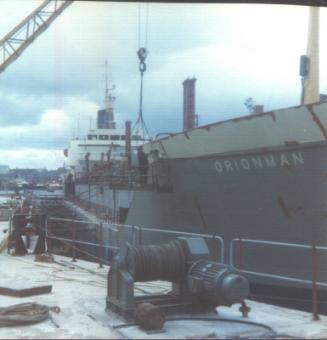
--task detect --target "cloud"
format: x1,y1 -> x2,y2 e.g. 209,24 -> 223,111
0,96 -> 99,150
0,2 -> 326,169
0,148 -> 64,169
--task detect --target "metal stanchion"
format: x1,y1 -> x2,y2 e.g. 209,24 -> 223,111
98,222 -> 104,268
311,245 -> 320,320
237,239 -> 243,270
71,220 -> 76,262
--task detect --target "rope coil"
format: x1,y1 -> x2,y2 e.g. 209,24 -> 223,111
0,303 -> 60,327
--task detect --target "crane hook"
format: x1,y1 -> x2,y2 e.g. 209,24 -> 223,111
137,47 -> 148,73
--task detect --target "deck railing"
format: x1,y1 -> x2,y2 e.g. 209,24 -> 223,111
230,238 -> 326,321
42,217 -> 327,321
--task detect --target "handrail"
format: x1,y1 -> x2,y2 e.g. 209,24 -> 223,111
49,220 -> 225,263
46,235 -> 119,251
229,238 -> 327,268
229,238 -> 327,267
137,226 -> 225,263
44,218 -> 326,320
48,216 -> 100,225
230,238 -> 326,321
236,269 -> 327,289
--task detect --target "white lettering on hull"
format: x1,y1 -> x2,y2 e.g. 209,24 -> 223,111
214,152 -> 304,174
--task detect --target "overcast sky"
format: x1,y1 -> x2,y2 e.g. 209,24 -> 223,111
0,1 -> 326,169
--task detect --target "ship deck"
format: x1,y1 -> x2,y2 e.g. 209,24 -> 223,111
1,220 -> 327,339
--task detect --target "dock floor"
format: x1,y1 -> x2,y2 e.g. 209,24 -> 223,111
0,251 -> 327,339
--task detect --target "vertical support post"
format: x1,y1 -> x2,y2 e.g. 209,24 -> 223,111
132,226 -> 137,246
113,188 -> 117,224
7,217 -> 12,254
71,220 -> 76,262
125,120 -> 132,167
98,222 -> 104,268
44,215 -> 48,254
115,228 -> 120,250
311,245 -> 320,320
212,235 -> 223,262
48,219 -> 52,255
235,240 -> 250,318
237,239 -> 243,270
213,236 -> 223,264
139,226 -> 143,246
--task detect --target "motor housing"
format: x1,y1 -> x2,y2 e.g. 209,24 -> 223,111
187,259 -> 249,307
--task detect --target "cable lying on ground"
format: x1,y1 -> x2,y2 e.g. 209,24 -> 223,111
0,303 -> 60,327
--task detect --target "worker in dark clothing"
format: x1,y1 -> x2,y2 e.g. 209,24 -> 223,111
137,146 -> 148,185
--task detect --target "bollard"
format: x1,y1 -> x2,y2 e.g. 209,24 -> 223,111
239,300 -> 251,318
311,245 -> 320,320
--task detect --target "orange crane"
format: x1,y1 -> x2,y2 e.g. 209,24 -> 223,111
0,0 -> 73,73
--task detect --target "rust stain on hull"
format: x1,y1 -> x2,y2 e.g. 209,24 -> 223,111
183,131 -> 190,139
277,196 -> 304,217
277,196 -> 292,217
306,103 -> 327,141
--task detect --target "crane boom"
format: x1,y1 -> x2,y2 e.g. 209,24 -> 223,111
0,0 -> 73,73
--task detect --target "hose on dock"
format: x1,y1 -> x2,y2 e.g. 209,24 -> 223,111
113,315 -> 297,338
0,303 -> 60,327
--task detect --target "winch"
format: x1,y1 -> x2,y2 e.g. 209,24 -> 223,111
106,237 -> 249,326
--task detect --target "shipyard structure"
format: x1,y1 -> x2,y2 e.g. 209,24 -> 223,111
62,58 -> 327,311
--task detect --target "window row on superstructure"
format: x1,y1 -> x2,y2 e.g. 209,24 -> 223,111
87,134 -> 144,141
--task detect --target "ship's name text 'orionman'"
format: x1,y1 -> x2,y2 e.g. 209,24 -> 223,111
214,152 -> 304,173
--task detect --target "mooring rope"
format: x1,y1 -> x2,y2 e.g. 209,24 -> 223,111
0,303 -> 60,327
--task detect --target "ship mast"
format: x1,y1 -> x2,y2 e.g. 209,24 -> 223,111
302,6 -> 320,104
104,59 -> 116,129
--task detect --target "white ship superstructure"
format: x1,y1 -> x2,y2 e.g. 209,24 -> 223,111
65,61 -> 146,178
66,128 -> 144,176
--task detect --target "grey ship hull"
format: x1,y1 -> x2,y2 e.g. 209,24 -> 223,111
126,145 -> 327,312
72,102 -> 327,311
128,141 -> 327,245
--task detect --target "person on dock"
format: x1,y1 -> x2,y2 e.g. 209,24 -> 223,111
137,146 -> 148,185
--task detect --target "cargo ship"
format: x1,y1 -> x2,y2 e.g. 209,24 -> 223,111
63,7 -> 327,312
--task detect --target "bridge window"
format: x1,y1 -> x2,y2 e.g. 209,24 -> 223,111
132,135 -> 142,141
110,135 -> 120,141
99,135 -> 109,140
87,134 -> 97,140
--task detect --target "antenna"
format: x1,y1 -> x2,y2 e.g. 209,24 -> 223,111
77,112 -> 80,139
105,59 -> 110,112
103,59 -> 116,129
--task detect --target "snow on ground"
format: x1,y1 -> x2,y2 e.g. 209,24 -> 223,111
1,252 -> 327,339
0,254 -> 119,339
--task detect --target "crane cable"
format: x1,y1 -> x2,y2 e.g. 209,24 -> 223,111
137,2 -> 149,50
134,2 -> 150,141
